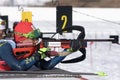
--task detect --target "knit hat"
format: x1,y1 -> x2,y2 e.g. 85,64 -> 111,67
0,18 -> 6,30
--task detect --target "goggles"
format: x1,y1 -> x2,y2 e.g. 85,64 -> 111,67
23,29 -> 42,39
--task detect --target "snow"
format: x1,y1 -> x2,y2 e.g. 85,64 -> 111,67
0,0 -> 52,6
0,7 -> 120,80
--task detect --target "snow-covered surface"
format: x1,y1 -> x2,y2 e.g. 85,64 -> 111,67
0,0 -> 52,6
1,7 -> 120,32
0,7 -> 120,80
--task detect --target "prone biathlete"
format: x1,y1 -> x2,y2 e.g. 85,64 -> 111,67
0,19 -> 81,71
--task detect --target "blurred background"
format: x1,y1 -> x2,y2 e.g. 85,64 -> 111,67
0,0 -> 120,7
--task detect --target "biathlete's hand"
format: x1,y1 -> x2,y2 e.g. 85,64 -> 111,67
38,47 -> 51,59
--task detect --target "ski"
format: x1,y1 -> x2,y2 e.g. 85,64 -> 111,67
0,70 -> 87,79
0,72 -> 82,78
0,70 -> 106,78
0,68 -> 106,80
0,70 -> 98,76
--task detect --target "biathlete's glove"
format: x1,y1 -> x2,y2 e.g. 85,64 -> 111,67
38,47 -> 51,59
70,39 -> 82,52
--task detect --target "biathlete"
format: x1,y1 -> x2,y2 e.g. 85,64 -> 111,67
0,18 -> 81,71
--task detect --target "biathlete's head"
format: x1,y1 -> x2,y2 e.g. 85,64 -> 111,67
14,21 -> 42,45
